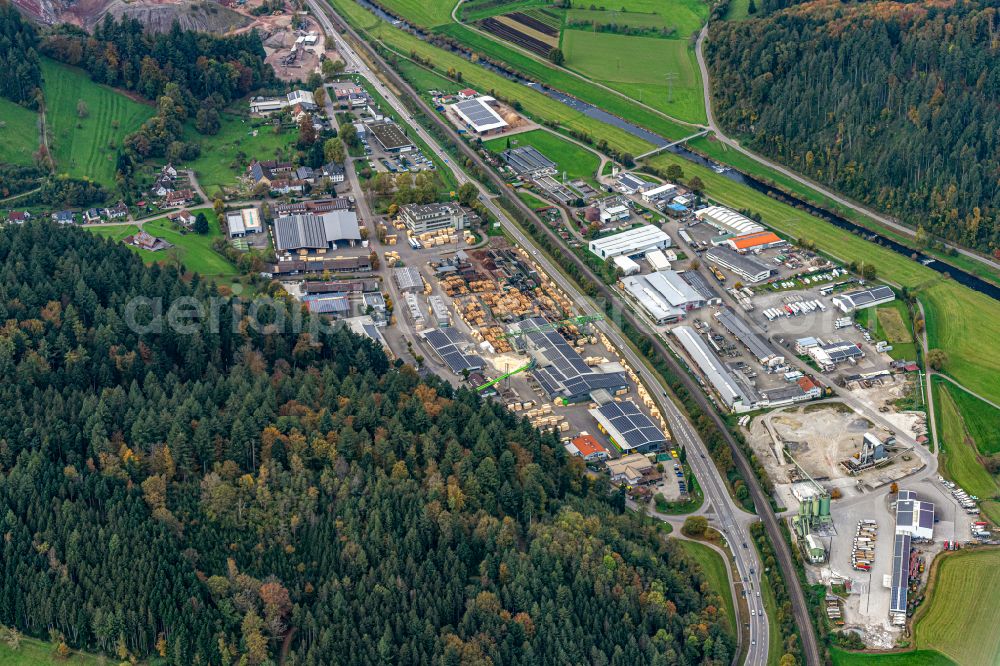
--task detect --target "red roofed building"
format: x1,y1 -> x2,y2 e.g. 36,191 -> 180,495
727,231 -> 786,253
797,376 -> 822,399
565,434 -> 609,462
457,88 -> 479,100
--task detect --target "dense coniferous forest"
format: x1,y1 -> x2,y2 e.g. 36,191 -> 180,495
41,17 -> 275,110
0,0 -> 42,106
707,0 -> 1000,254
0,223 -> 734,665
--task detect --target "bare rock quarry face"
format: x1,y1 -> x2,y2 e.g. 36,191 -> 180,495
12,0 -> 251,34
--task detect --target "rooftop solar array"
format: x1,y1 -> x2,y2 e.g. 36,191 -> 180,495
841,285 -> 895,309
715,308 -> 782,364
594,401 -> 667,452
513,317 -> 627,400
393,266 -> 423,291
423,328 -> 484,374
890,532 -> 911,614
820,341 -> 864,363
501,146 -> 556,176
307,296 -> 350,314
453,98 -> 507,132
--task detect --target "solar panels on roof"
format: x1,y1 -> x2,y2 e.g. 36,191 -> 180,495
453,98 -> 508,132
423,328 -> 483,374
890,532 -> 911,614
501,146 -> 556,176
592,401 -> 667,452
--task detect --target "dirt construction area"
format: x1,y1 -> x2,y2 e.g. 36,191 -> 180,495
747,402 -> 926,506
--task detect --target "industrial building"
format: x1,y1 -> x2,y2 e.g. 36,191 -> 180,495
249,89 -> 316,114
705,246 -> 773,283
272,211 -> 361,252
833,285 -> 895,313
890,490 -> 935,624
451,97 -> 508,134
564,434 -> 609,462
427,295 -> 451,327
393,266 -> 424,292
590,400 -> 668,454
621,270 -> 704,324
695,205 -> 765,236
422,328 -> 484,375
679,270 -> 722,305
305,295 -> 351,317
617,173 -> 652,195
808,340 -> 864,371
225,207 -> 262,238
367,121 -> 415,153
645,249 -> 671,271
399,202 -> 468,234
612,255 -> 641,276
641,183 -> 677,204
715,307 -> 785,367
600,204 -> 631,224
671,325 -> 759,412
727,231 -> 786,253
510,317 -> 628,403
501,146 -> 556,178
588,225 -> 672,259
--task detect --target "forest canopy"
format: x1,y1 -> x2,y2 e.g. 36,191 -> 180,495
0,0 -> 42,107
0,223 -> 734,665
707,0 -> 1000,254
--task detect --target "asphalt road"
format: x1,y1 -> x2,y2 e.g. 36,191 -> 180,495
309,3 -> 817,662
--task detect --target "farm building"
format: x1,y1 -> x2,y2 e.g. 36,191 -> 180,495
510,317 -> 628,403
833,285 -> 895,313
695,205 -> 764,236
704,246 -> 773,283
727,231 -> 786,253
226,208 -> 263,238
588,225 -> 672,259
399,202 -> 468,234
501,146 -> 556,177
367,121 -> 415,153
671,325 -> 759,413
621,270 -> 704,325
589,401 -> 668,454
273,211 -> 361,252
451,97 -> 508,135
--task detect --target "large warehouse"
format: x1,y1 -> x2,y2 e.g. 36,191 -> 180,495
589,225 -> 672,259
501,146 -> 556,178
705,246 -> 773,283
589,400 -> 669,454
727,231 -> 786,253
367,121 -> 415,153
422,328 -> 484,375
833,285 -> 895,313
695,205 -> 764,236
671,325 -> 759,412
451,97 -> 508,134
511,317 -> 628,403
621,270 -> 705,324
715,307 -> 785,367
890,490 -> 935,625
273,211 -> 361,252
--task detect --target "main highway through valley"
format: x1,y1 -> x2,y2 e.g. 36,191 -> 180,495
307,2 -> 820,662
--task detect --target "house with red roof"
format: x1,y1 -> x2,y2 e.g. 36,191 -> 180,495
564,434 -> 609,462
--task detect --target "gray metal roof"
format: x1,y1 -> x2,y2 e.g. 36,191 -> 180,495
273,211 -> 360,251
454,98 -> 507,130
715,308 -> 782,364
501,146 -> 555,175
839,285 -> 895,309
705,246 -> 773,280
890,532 -> 911,614
393,266 -> 423,291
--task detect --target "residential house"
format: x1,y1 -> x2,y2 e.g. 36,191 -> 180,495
7,211 -> 30,224
247,160 -> 295,188
167,210 -> 196,227
269,179 -> 305,195
124,230 -> 171,251
321,162 -> 345,183
606,454 -> 655,486
84,209 -> 102,224
164,190 -> 194,207
52,210 -> 75,224
106,202 -> 128,219
295,166 -> 316,183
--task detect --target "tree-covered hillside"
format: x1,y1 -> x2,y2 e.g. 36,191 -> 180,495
707,0 -> 1000,254
0,0 -> 42,107
0,223 -> 734,665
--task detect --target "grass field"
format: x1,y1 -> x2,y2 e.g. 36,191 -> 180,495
567,8 -> 672,29
933,377 -> 1000,524
915,549 -> 1000,666
829,648 -> 954,666
186,114 -> 297,196
42,58 -> 154,188
380,0 -> 457,27
0,98 -> 40,167
645,151 -> 1000,408
0,636 -> 106,665
862,299 -> 916,361
85,223 -> 139,243
941,382 -> 1000,455
568,0 -> 707,34
484,129 -> 599,182
561,30 -> 705,124
677,540 -> 736,635
759,564 -> 783,666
